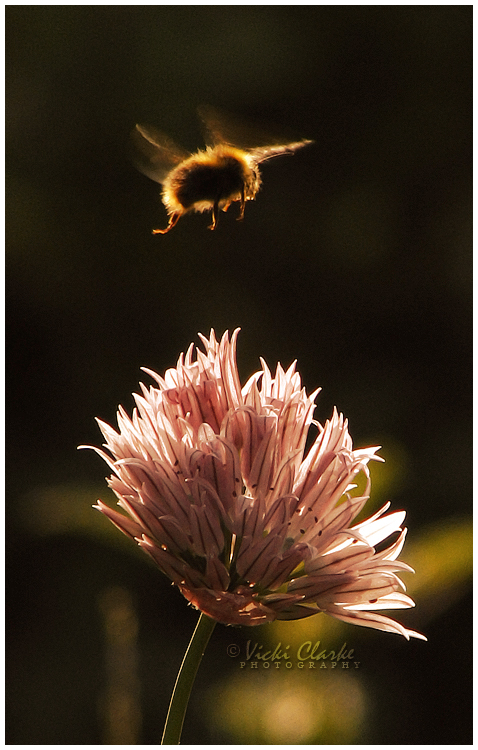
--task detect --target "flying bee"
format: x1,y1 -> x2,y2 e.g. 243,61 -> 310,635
131,106 -> 313,233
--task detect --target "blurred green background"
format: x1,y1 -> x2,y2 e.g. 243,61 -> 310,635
6,6 -> 471,745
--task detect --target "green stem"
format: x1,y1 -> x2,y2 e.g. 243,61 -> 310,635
161,613 -> 217,744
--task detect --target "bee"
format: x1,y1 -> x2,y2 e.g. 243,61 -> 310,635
131,106 -> 313,234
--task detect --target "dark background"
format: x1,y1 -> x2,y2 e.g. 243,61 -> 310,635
7,6 -> 472,745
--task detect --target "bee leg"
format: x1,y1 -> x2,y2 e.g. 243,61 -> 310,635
152,212 -> 180,234
208,200 -> 220,230
237,184 -> 246,221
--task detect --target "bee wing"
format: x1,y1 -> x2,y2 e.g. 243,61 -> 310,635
197,104 -> 284,149
248,140 -> 314,164
198,105 -> 314,158
198,104 -> 239,147
131,124 -> 190,184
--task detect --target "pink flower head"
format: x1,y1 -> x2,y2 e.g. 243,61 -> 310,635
84,330 -> 425,639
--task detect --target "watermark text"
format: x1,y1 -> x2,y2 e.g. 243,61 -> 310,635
226,640 -> 360,669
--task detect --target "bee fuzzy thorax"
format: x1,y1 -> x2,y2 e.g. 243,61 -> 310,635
162,146 -> 260,214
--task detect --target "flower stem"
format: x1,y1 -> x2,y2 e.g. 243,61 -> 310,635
161,613 -> 217,744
